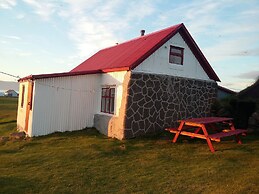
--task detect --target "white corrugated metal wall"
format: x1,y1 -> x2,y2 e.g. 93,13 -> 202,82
30,74 -> 100,136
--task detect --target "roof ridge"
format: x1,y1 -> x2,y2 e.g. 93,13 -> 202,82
100,23 -> 183,51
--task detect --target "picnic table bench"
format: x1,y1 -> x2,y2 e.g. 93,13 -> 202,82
165,117 -> 247,153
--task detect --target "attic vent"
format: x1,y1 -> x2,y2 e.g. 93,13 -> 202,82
140,30 -> 145,36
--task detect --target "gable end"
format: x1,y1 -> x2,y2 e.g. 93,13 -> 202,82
178,26 -> 220,81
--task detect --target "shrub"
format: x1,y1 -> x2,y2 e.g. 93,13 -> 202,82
211,96 -> 256,128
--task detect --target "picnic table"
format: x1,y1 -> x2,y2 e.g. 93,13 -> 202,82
165,117 -> 247,152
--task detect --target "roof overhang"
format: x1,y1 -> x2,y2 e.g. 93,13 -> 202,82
18,67 -> 130,82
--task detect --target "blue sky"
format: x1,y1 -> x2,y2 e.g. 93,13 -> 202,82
0,0 -> 258,91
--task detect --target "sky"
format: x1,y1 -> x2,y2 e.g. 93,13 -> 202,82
0,0 -> 258,91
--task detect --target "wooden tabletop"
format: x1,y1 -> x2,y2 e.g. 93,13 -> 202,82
179,117 -> 233,124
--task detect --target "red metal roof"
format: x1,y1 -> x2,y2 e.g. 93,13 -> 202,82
71,24 -> 182,72
71,23 -> 220,81
20,23 -> 220,81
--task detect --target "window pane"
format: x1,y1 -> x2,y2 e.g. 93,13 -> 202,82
102,88 -> 106,96
106,88 -> 110,96
110,88 -> 115,97
110,98 -> 114,114
101,97 -> 105,112
171,56 -> 182,64
106,98 -> 110,113
171,47 -> 182,54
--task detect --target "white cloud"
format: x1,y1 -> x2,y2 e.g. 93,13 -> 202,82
153,1 -> 258,39
23,0 -> 57,20
0,0 -> 16,9
16,13 -> 25,19
58,0 -> 155,58
184,1 -> 222,32
203,37 -> 256,62
154,0 -> 223,33
92,0 -> 122,18
53,0 -> 259,67
68,17 -> 117,57
124,0 -> 155,22
0,40 -> 7,44
59,0 -> 101,17
222,81 -> 253,92
1,35 -> 21,40
238,71 -> 259,80
19,0 -> 153,60
18,52 -> 32,57
157,0 -> 259,64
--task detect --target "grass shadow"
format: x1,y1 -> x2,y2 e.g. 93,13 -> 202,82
0,149 -> 20,154
35,128 -> 104,140
0,176 -> 39,194
0,120 -> 16,125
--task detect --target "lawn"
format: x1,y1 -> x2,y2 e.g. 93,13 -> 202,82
0,97 -> 259,193
0,97 -> 18,136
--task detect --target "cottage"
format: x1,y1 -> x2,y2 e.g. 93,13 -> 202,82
4,89 -> 18,97
17,23 -> 220,139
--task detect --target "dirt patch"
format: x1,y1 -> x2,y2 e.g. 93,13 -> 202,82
10,132 -> 26,140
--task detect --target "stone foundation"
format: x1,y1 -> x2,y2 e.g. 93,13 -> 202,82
94,114 -> 125,139
93,114 -> 112,136
123,72 -> 217,138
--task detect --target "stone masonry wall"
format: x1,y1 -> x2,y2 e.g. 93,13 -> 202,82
123,72 -> 217,138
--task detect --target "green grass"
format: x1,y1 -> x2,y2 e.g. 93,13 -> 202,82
0,97 -> 259,193
0,97 -> 18,136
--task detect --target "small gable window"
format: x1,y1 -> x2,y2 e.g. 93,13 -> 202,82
101,87 -> 115,114
169,45 -> 184,65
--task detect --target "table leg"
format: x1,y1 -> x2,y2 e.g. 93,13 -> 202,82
201,125 -> 215,153
229,121 -> 242,144
229,121 -> 235,131
191,128 -> 201,139
173,121 -> 185,143
235,135 -> 242,144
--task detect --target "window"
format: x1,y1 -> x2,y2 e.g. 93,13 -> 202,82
101,87 -> 115,114
21,85 -> 25,108
169,45 -> 184,65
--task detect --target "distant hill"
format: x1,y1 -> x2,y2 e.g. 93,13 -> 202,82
237,78 -> 259,100
0,81 -> 19,92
